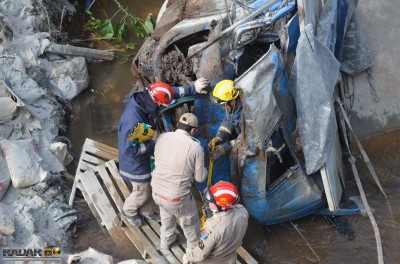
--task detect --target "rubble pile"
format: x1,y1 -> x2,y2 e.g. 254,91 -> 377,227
0,0 -> 82,250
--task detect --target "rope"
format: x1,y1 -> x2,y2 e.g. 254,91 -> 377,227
366,68 -> 380,102
201,139 -> 216,229
207,139 -> 215,185
336,98 -> 387,199
290,221 -> 320,261
337,97 -> 384,264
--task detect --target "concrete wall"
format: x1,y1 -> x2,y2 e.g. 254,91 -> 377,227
350,1 -> 400,138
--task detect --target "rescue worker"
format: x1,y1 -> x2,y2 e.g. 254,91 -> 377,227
119,78 -> 209,227
183,181 -> 249,264
208,80 -> 242,161
151,113 -> 207,250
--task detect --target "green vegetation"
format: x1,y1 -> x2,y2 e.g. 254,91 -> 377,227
85,0 -> 156,63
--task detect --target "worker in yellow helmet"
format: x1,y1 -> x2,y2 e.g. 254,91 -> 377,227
208,80 -> 242,161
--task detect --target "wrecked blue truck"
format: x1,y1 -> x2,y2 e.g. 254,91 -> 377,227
130,0 -> 373,225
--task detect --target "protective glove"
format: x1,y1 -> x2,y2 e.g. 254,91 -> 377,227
127,123 -> 155,147
194,77 -> 210,94
207,137 -> 222,152
182,253 -> 189,264
209,144 -> 226,161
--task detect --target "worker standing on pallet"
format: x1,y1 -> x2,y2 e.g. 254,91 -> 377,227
119,78 -> 209,227
151,113 -> 207,251
183,181 -> 249,264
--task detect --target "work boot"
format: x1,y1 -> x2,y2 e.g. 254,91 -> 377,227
160,234 -> 178,250
160,234 -> 177,250
159,242 -> 170,250
146,212 -> 161,222
123,212 -> 143,227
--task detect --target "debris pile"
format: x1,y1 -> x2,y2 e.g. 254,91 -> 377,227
0,0 -> 81,250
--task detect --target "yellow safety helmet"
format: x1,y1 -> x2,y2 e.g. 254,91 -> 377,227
212,80 -> 240,103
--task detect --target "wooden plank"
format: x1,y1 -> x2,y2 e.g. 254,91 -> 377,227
79,170 -> 125,244
106,160 -> 131,198
69,138 -> 117,206
68,177 -> 79,206
73,139 -> 257,264
79,171 -> 115,229
75,180 -> 103,227
84,138 -> 118,154
82,145 -> 117,161
96,164 -> 124,212
237,246 -> 258,264
84,139 -> 119,155
122,226 -> 147,260
122,217 -> 169,264
81,152 -> 108,165
147,219 -> 186,261
77,161 -> 96,173
141,223 -> 180,264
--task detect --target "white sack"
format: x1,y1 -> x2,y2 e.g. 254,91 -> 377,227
0,139 -> 48,188
48,57 -> 89,100
0,97 -> 18,123
49,142 -> 73,166
0,202 -> 15,236
67,247 -> 113,264
0,153 -> 11,200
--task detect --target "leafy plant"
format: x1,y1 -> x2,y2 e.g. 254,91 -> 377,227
86,11 -> 127,41
85,1 -> 155,41
85,1 -> 155,64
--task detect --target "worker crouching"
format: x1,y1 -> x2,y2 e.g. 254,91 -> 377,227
183,181 -> 249,264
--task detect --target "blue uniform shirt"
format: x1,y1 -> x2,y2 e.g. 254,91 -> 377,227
118,85 -> 196,182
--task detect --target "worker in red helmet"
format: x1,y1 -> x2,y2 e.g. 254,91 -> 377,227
118,78 -> 209,227
183,181 -> 249,264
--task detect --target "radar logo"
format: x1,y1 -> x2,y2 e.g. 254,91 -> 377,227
2,246 -> 61,262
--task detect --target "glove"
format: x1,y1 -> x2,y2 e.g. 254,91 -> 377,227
127,123 -> 155,146
209,145 -> 226,161
182,253 -> 189,264
194,77 -> 210,94
207,137 -> 222,152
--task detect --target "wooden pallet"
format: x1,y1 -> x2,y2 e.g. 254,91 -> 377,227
68,138 -> 118,206
70,138 -> 258,264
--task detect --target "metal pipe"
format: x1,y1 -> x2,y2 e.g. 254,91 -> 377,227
186,0 -> 280,60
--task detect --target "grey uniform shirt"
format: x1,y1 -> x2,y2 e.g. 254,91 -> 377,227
151,129 -> 207,198
187,204 -> 249,264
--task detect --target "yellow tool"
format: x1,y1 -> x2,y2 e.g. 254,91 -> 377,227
127,123 -> 155,147
201,138 -> 215,228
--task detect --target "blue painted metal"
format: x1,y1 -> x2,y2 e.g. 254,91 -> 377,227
236,45 -> 327,224
233,0 -> 296,49
242,162 -> 326,224
335,0 -> 350,59
137,0 -> 363,225
316,207 -> 360,216
269,0 -> 296,21
286,13 -> 300,54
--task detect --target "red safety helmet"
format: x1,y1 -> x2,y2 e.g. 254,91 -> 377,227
147,82 -> 175,107
203,181 -> 240,210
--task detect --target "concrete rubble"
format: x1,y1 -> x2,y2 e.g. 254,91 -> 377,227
0,0 -> 91,257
